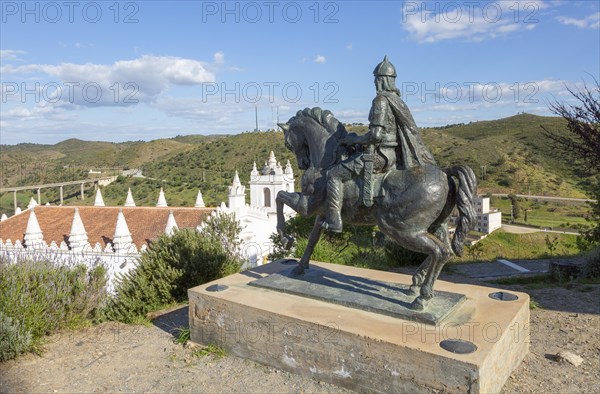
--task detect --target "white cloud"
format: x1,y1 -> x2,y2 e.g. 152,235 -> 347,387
0,49 -> 26,61
398,77 -> 584,127
314,55 -> 326,64
1,55 -> 216,107
401,1 -> 549,43
334,109 -> 368,123
213,51 -> 225,64
346,43 -> 353,50
4,105 -> 54,119
74,42 -> 93,49
557,12 -> 600,29
227,66 -> 245,72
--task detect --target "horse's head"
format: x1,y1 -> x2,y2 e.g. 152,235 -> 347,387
278,107 -> 347,170
279,120 -> 311,170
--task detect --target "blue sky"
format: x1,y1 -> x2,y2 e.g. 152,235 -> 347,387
1,0 -> 599,144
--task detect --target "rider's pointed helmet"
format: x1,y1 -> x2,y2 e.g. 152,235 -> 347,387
373,55 -> 397,78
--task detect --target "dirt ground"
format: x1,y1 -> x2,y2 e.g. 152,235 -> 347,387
1,273 -> 599,393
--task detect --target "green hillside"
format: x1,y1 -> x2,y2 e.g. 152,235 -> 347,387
141,131 -> 297,206
423,114 -> 595,198
0,113 -> 596,215
0,135 -> 216,188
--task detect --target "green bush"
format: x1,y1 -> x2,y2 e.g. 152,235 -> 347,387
294,237 -> 347,264
0,311 -> 32,362
0,258 -> 107,360
346,250 -> 396,271
581,248 -> 600,279
102,212 -> 243,323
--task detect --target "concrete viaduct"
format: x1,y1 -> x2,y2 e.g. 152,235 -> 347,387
0,176 -> 117,212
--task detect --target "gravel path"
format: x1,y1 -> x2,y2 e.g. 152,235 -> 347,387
1,272 -> 599,393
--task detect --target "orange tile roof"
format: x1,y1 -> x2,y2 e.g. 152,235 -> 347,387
0,206 -> 215,249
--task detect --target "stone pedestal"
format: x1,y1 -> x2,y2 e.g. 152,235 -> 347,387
188,261 -> 529,393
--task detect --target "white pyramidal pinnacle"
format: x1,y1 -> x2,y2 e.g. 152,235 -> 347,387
14,207 -> 22,215
251,161 -> 259,178
94,188 -> 105,207
68,208 -> 88,252
195,190 -> 205,207
124,188 -> 136,207
164,210 -> 178,236
285,160 -> 293,175
113,208 -> 133,253
156,188 -> 168,207
27,197 -> 38,209
229,170 -> 245,196
24,208 -> 44,248
268,151 -> 277,166
0,213 -> 7,221
233,170 -> 241,186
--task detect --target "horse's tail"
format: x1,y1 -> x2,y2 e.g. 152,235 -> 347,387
445,165 -> 477,256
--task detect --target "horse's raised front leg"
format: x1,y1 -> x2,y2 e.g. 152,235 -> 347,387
291,214 -> 324,275
276,191 -> 304,249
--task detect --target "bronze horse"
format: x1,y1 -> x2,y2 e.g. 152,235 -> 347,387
276,108 -> 477,310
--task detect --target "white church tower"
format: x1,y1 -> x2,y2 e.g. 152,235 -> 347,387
249,151 -> 294,215
228,171 -> 246,214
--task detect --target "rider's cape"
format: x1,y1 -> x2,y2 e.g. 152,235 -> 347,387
377,91 -> 437,169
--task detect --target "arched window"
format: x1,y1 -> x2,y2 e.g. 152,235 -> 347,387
263,188 -> 271,207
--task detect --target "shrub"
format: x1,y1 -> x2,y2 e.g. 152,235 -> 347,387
0,311 -> 32,362
581,248 -> 600,279
102,212 -> 243,323
294,237 -> 347,265
0,258 -> 107,360
347,250 -> 396,271
268,232 -> 291,261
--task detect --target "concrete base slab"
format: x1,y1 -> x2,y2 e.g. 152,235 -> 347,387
189,260 -> 529,393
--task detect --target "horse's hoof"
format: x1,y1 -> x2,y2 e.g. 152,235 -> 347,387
291,265 -> 307,276
410,297 -> 426,311
407,285 -> 419,296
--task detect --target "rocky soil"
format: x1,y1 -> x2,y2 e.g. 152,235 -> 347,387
1,275 -> 598,393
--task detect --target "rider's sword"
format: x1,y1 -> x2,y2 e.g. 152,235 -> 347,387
362,144 -> 375,207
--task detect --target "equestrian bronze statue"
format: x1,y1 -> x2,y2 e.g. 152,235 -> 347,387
276,57 -> 477,311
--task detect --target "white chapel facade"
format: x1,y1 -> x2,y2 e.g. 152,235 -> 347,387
249,151 -> 295,215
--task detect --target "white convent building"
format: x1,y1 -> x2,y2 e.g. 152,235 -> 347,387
0,152 -> 295,289
473,196 -> 502,234
249,151 -> 295,213
217,151 -> 295,265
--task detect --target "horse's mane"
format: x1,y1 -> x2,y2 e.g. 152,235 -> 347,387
287,107 -> 345,135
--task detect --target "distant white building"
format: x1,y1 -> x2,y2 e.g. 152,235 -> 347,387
473,197 -> 502,234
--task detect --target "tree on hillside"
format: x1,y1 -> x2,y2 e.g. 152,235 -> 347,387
542,79 -> 600,170
508,193 -> 520,220
542,79 -> 600,250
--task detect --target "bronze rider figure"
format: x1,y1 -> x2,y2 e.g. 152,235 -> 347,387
321,56 -> 437,232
